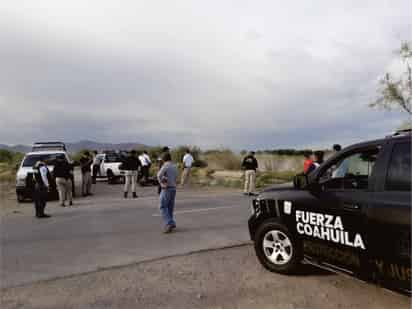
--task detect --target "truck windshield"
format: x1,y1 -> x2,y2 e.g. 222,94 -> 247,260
22,154 -> 64,167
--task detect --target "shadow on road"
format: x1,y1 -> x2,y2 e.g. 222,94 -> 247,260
295,263 -> 333,277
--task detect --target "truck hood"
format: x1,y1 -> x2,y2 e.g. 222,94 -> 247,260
259,182 -> 294,194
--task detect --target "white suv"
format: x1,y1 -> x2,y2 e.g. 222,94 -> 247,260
16,150 -> 73,202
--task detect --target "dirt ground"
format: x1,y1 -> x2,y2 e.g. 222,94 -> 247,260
1,245 -> 409,309
0,182 -> 18,213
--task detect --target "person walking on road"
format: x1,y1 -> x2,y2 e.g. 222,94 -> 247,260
80,151 -> 93,197
157,152 -> 178,233
157,147 -> 170,195
121,150 -> 141,198
139,150 -> 152,185
181,149 -> 194,187
54,154 -> 73,207
242,151 -> 258,196
32,161 -> 51,218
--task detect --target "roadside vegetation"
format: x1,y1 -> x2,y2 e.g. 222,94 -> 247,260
0,146 -> 310,190
0,150 -> 24,182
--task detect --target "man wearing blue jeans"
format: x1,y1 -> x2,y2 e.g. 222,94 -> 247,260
157,152 -> 178,233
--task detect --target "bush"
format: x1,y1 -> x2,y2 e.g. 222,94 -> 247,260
0,150 -> 13,163
261,149 -> 314,156
171,145 -> 201,164
203,149 -> 241,170
71,149 -> 92,162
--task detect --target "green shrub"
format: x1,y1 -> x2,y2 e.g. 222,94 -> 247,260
0,149 -> 13,163
203,149 -> 240,170
71,149 -> 92,162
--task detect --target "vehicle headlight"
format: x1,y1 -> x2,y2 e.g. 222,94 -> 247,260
250,199 -> 258,215
16,177 -> 26,186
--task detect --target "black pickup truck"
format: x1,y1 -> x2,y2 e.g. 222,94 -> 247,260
248,130 -> 411,293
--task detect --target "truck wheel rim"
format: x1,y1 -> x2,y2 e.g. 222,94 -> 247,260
263,230 -> 293,265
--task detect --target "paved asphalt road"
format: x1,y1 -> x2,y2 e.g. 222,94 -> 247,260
0,180 -> 252,288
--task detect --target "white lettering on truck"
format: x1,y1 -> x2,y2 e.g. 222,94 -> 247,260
295,210 -> 366,250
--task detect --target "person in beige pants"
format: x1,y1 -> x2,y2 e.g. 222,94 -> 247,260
124,170 -> 138,197
242,151 -> 258,196
181,149 -> 194,187
244,170 -> 256,195
53,154 -> 73,207
121,150 -> 140,198
56,178 -> 73,206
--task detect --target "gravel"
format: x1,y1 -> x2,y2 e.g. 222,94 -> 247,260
1,245 -> 409,309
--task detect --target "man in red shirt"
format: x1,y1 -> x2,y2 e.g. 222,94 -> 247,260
303,151 -> 313,174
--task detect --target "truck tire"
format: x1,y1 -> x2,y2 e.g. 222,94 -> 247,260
107,170 -> 114,184
17,193 -> 24,203
254,220 -> 302,274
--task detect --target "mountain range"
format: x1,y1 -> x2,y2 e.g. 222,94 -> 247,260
0,140 -> 148,154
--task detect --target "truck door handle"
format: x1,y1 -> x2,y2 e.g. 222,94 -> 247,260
343,203 -> 360,210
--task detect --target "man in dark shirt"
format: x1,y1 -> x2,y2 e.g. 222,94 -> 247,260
120,150 -> 141,198
32,161 -> 51,218
54,155 -> 73,206
242,151 -> 258,196
80,151 -> 93,196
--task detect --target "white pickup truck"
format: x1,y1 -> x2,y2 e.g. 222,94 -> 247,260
94,152 -> 125,184
16,150 -> 74,202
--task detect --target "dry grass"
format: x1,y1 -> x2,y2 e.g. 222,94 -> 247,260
0,163 -> 15,182
202,150 -> 241,170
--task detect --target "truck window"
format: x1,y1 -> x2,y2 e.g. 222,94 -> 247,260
319,147 -> 380,190
385,143 -> 411,191
22,153 -> 62,167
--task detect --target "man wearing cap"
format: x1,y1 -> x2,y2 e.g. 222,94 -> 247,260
242,151 -> 258,196
32,161 -> 51,218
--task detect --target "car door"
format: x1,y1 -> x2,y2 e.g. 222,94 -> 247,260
100,155 -> 107,177
366,140 -> 411,291
304,145 -> 381,275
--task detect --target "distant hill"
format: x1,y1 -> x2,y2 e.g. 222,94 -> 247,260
0,141 -> 148,154
0,144 -> 31,153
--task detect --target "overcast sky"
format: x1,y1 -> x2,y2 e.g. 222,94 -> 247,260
0,1 -> 411,150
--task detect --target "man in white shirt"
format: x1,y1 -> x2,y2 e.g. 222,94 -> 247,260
139,150 -> 152,184
181,149 -> 194,187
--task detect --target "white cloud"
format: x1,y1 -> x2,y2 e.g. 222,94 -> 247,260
0,0 -> 410,148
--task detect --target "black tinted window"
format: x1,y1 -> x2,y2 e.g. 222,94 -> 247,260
105,153 -> 121,163
386,143 -> 411,191
23,154 -> 64,167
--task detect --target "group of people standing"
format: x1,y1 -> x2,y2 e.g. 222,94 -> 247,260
32,154 -> 75,218
303,144 -> 341,175
240,144 -> 343,197
30,147 -> 194,234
